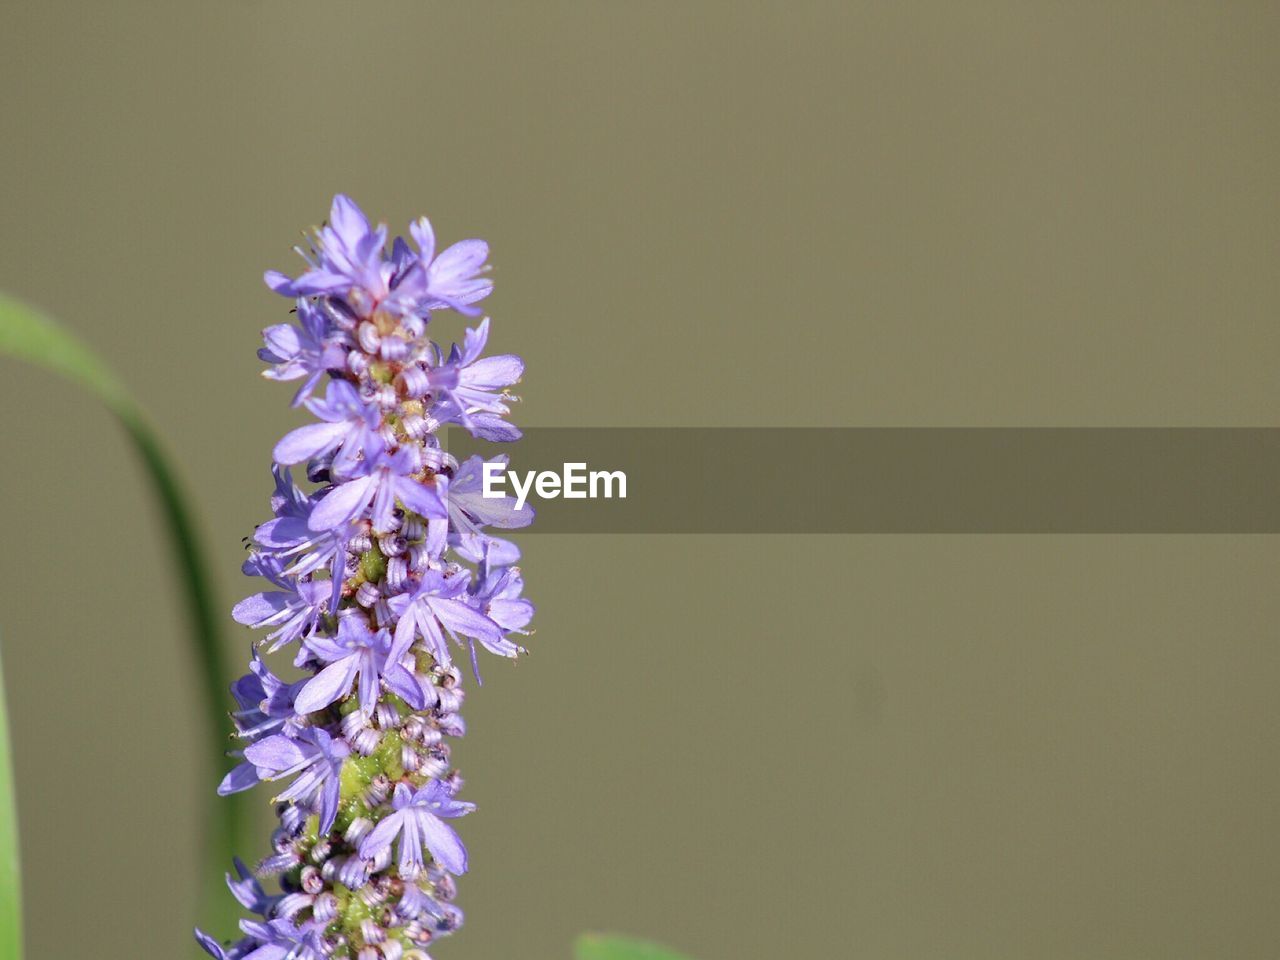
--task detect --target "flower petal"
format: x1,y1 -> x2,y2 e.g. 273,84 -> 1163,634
244,735 -> 308,774
395,475 -> 447,519
217,760 -> 260,796
293,656 -> 359,714
358,811 -> 404,860
308,475 -> 375,531
232,591 -> 290,627
273,421 -> 348,465
417,810 -> 469,875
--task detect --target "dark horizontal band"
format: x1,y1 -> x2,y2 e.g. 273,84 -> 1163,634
443,428 -> 1280,533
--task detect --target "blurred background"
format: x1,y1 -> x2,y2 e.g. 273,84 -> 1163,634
1,2 -> 1279,958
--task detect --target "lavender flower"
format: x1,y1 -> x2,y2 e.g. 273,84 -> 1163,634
358,781 -> 475,878
272,379 -> 385,478
424,318 -> 524,441
231,556 -> 330,652
388,569 -> 516,670
308,447 -> 447,534
258,299 -> 348,406
294,615 -> 422,715
446,454 -> 533,563
198,195 -> 533,960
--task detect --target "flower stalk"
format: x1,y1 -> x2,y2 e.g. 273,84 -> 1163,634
198,195 -> 533,960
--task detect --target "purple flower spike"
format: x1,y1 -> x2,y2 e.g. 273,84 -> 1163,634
208,196 -> 535,956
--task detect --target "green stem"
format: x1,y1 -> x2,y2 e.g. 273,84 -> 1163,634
0,649 -> 20,960
0,293 -> 250,943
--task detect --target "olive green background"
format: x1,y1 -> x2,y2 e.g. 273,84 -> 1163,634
1,2 -> 1278,958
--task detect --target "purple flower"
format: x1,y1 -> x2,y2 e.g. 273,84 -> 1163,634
294,615 -> 424,715
229,650 -> 305,742
243,728 -> 349,834
272,379 -> 385,479
387,569 -> 515,671
264,195 -> 492,324
410,217 -> 494,315
204,196 -> 535,957
358,780 -> 475,877
251,472 -> 353,609
397,881 -> 457,925
258,299 -> 346,406
427,319 -> 524,441
251,485 -> 354,597
445,454 -> 533,562
236,918 -> 329,960
232,559 -> 331,653
194,928 -> 252,960
218,651 -> 306,797
470,563 -> 535,634
307,447 -> 447,534
265,195 -> 389,304
227,857 -> 276,916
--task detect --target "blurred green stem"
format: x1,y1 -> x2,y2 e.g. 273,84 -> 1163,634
0,293 -> 247,941
0,650 -> 20,959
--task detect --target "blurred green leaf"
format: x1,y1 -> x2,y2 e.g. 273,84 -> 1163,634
576,934 -> 697,960
0,652 -> 20,959
0,292 -> 249,943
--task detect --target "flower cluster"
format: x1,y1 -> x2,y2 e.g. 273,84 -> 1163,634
197,195 -> 533,960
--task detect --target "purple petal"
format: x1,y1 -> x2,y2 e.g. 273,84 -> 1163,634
429,239 -> 489,284
465,355 -> 524,390
467,414 -> 522,443
358,811 -> 404,860
261,323 -> 303,358
293,656 -> 359,714
317,774 -> 341,835
488,598 -> 535,632
264,271 -> 297,296
232,592 -> 290,627
195,928 -> 235,960
410,217 -> 436,264
308,475 -> 376,531
244,735 -> 308,773
383,662 -> 426,710
398,812 -> 427,876
417,811 -> 469,875
217,761 -> 261,796
253,516 -> 310,549
329,194 -> 370,241
273,421 -> 348,465
395,476 -> 447,520
356,656 -> 379,714
433,599 -> 505,648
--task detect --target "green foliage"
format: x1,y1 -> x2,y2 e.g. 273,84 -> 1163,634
576,934 -> 696,960
0,292 -> 249,946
